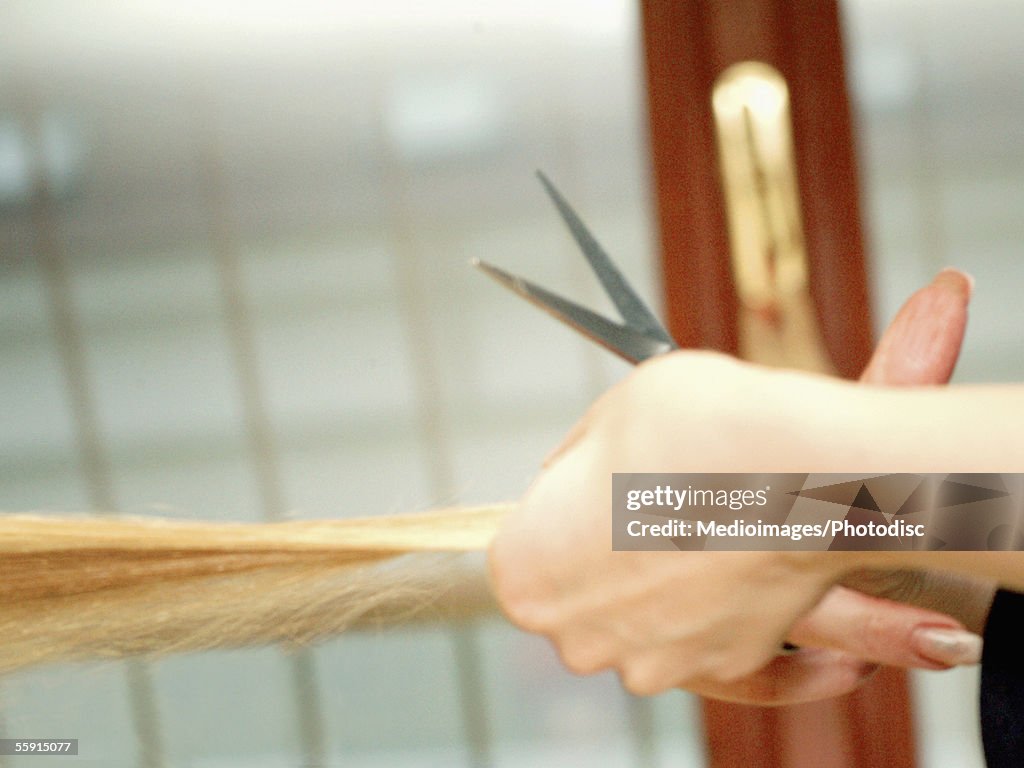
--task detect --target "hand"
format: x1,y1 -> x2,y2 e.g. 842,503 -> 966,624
490,269 -> 986,703
769,268 -> 994,701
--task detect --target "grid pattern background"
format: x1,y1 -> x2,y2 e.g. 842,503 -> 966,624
1,1 -> 1023,766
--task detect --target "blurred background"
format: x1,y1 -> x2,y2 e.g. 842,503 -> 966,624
1,0 -> 1022,766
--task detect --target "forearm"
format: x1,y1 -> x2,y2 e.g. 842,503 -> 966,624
778,374 -> 1024,590
622,356 -> 1024,589
849,380 -> 1024,473
627,354 -> 1024,473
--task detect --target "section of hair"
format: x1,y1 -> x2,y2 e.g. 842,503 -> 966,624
0,506 -> 509,673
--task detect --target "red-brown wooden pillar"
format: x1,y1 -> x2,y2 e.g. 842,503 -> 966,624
638,1 -> 916,766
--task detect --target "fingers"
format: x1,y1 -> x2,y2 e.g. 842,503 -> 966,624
511,271 -> 977,709
786,586 -> 982,670
860,268 -> 972,386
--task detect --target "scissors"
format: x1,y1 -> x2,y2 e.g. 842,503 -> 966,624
474,184 -> 803,653
471,171 -> 679,364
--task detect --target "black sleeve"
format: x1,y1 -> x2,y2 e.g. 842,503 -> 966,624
981,589 -> 1024,768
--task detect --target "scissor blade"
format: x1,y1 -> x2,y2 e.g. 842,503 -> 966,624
536,171 -> 676,347
472,259 -> 675,364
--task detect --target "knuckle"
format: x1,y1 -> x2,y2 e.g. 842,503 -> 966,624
490,579 -> 547,634
557,637 -> 615,676
620,670 -> 656,697
619,659 -> 670,697
502,595 -> 550,634
559,648 -> 598,676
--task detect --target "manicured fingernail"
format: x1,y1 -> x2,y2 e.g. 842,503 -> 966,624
933,268 -> 974,300
913,627 -> 982,666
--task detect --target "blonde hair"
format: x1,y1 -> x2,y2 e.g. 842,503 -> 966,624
0,506 -> 510,673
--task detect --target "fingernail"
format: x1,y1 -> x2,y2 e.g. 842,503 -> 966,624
913,627 -> 982,666
933,268 -> 974,300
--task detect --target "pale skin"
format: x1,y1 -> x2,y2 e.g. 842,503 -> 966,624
489,269 -> 1008,704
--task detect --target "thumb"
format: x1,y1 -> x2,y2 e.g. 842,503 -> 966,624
860,268 -> 971,386
786,586 -> 982,670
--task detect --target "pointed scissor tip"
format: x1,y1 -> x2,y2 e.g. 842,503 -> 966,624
471,258 -> 513,283
470,257 -> 517,284
472,259 -> 536,298
470,257 -> 499,275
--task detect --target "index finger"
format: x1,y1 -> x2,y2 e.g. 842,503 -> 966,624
787,586 -> 981,669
